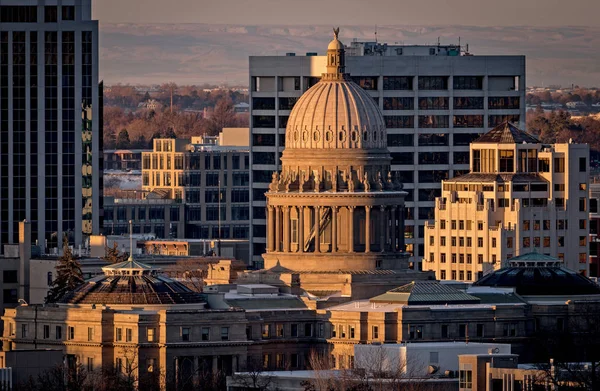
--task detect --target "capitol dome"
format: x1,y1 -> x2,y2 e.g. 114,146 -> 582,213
284,30 -> 386,152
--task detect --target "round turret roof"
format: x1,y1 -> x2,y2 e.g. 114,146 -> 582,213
474,254 -> 600,296
58,260 -> 205,305
284,30 -> 386,152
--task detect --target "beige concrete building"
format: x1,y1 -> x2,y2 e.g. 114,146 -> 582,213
425,123 -> 590,281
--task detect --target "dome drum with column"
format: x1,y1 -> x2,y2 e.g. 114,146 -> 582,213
263,29 -> 408,272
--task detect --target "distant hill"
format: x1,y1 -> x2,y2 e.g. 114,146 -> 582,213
99,23 -> 600,87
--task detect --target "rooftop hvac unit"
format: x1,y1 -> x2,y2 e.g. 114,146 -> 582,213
306,52 -> 317,56
286,52 -> 296,56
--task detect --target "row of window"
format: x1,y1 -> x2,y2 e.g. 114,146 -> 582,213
14,323 -> 74,340
439,270 -> 483,281
0,5 -> 74,23
254,114 -> 519,129
104,206 -> 180,222
255,96 -> 519,113
143,153 -> 248,171
436,252 -> 488,264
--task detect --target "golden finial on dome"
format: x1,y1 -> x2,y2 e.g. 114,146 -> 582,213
333,27 -> 340,40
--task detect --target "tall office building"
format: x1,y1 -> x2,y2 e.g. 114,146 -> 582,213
0,0 -> 102,252
425,123 -> 590,281
249,40 -> 525,268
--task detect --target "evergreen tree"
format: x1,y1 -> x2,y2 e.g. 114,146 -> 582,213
104,242 -> 129,264
164,127 -> 177,139
116,128 -> 131,149
46,235 -> 84,303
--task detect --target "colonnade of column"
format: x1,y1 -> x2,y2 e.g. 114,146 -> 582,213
267,204 -> 403,254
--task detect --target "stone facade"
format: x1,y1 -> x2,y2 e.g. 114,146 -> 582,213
263,31 -> 408,272
425,123 -> 590,280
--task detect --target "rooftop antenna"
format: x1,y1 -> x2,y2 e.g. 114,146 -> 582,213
128,219 -> 134,262
375,25 -> 378,43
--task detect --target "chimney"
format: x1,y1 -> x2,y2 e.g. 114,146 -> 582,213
18,220 -> 32,303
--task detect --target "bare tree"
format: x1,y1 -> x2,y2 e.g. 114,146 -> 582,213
230,356 -> 274,390
533,301 -> 600,390
162,259 -> 208,292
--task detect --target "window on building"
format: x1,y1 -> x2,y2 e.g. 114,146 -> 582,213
503,323 -> 517,337
305,323 -> 314,337
441,325 -> 448,338
440,270 -> 446,280
125,328 -> 132,342
459,370 -> 473,389
554,158 -> 565,173
88,327 -> 94,342
580,253 -> 587,263
146,358 -> 156,373
467,237 -> 472,247
291,324 -> 298,337
383,76 -> 413,90
147,328 -> 156,342
477,237 -> 483,247
44,6 -> 58,22
419,76 -> 448,90
478,254 -> 484,264
68,326 -> 75,340
419,115 -> 449,128
181,327 -> 190,341
580,157 -> 587,172
262,324 -> 270,338
440,253 -> 446,263
452,270 -> 457,280
499,150 -> 514,172
453,115 -> 484,128
87,357 -> 94,372
383,97 -> 414,110
459,324 -> 467,338
2,270 -> 17,284
44,325 -> 50,339
56,326 -> 62,340
372,326 -> 379,339
2,289 -> 17,304
418,97 -> 448,110
454,96 -> 483,109
221,327 -> 229,341
580,197 -> 587,212
454,76 -> 483,90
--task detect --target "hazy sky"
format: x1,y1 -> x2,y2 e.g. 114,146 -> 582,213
94,0 -> 598,26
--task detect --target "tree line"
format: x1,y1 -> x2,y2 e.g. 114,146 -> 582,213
526,107 -> 600,169
103,83 -> 248,150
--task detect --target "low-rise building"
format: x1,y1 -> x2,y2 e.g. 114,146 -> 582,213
141,133 -> 250,241
103,149 -> 149,171
102,196 -> 185,239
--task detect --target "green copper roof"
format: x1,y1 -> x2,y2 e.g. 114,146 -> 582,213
370,281 -> 480,305
509,252 -> 559,262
